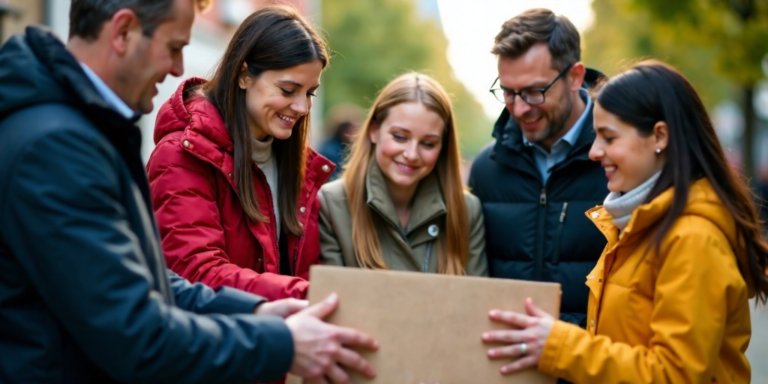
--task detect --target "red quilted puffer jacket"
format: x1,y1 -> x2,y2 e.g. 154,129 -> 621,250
147,77 -> 334,300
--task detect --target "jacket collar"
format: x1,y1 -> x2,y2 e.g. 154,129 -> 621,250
20,27 -> 148,201
154,77 -> 232,150
365,158 -> 446,234
588,178 -> 741,251
587,177 -> 754,298
490,95 -> 596,177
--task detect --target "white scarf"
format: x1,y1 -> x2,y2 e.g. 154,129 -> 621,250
603,171 -> 661,231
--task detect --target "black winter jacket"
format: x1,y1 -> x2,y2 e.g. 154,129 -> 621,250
469,94 -> 608,327
0,26 -> 293,384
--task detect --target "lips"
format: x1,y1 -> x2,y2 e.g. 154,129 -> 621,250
519,115 -> 543,131
277,113 -> 296,124
394,161 -> 418,173
603,164 -> 617,179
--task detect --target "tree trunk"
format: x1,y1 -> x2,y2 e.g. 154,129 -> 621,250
742,84 -> 756,188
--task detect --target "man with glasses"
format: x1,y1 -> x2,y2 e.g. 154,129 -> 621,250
469,8 -> 607,377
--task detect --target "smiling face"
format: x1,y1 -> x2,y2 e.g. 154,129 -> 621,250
370,102 -> 445,194
590,102 -> 668,193
497,43 -> 584,149
116,0 -> 194,114
239,60 -> 323,141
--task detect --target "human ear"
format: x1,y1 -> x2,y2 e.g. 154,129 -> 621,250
108,9 -> 141,56
238,62 -> 250,90
568,62 -> 586,92
368,121 -> 379,144
653,121 -> 669,153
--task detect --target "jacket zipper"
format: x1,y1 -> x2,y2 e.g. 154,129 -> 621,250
534,188 -> 547,280
422,241 -> 433,273
291,236 -> 301,276
552,202 -> 568,265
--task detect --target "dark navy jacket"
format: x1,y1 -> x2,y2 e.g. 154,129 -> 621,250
0,26 -> 293,384
469,83 -> 608,327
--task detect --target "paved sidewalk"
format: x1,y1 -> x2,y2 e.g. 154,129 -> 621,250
748,299 -> 767,384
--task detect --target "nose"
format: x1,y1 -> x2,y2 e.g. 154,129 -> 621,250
402,140 -> 419,161
510,95 -> 532,117
170,55 -> 184,77
292,96 -> 310,116
588,138 -> 603,162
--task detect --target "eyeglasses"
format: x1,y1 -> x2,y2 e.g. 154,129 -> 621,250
489,64 -> 573,105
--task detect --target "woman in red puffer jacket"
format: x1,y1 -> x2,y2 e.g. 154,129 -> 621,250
147,6 -> 333,301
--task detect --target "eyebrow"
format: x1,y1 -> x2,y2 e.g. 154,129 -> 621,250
595,126 -> 615,133
499,81 -> 548,92
390,125 -> 442,139
276,80 -> 320,89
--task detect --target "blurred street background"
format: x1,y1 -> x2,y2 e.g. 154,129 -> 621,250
1,0 -> 766,381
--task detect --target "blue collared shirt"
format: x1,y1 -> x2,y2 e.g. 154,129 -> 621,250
79,63 -> 136,119
522,88 -> 592,185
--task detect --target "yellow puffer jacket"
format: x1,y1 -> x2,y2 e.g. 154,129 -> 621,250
539,178 -> 755,383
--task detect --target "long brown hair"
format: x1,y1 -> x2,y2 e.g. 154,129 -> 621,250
342,73 -> 469,274
597,60 -> 768,304
203,6 -> 327,235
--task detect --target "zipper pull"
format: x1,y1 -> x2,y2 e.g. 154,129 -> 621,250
539,189 -> 547,205
559,202 -> 569,222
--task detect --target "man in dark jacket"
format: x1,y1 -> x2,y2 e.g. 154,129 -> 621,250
0,1 -> 376,383
470,9 -> 608,329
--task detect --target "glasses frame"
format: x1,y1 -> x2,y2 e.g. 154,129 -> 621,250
489,63 -> 574,105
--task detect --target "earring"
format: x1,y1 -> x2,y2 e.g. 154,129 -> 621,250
656,148 -> 662,154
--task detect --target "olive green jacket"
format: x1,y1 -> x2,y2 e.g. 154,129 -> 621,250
317,161 -> 488,276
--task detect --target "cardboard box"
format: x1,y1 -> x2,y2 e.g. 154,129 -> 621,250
299,265 -> 561,384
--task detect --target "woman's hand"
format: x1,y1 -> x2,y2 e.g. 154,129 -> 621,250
482,298 -> 555,374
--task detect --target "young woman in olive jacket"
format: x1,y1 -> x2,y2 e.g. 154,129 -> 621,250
318,73 -> 488,276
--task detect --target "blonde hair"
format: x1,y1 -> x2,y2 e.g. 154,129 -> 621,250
342,73 -> 469,275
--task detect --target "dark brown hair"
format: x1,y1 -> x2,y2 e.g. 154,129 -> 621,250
69,0 -> 210,40
203,5 -> 328,235
492,8 -> 580,71
597,60 -> 768,304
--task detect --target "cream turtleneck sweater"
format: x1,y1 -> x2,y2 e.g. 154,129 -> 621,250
251,136 -> 280,238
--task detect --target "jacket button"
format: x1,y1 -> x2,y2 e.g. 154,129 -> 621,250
428,225 -> 439,237
258,257 -> 262,263
590,320 -> 595,328
321,164 -> 330,172
183,140 -> 190,148
227,173 -> 233,178
299,206 -> 306,213
591,211 -> 599,219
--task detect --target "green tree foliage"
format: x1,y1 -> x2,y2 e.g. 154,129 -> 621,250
584,0 -> 768,182
320,0 -> 493,157
583,0 -> 733,109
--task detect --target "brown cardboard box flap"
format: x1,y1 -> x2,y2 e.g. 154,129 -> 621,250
304,265 -> 561,384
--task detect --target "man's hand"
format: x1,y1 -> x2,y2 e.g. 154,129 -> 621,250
255,298 -> 308,319
286,293 -> 378,384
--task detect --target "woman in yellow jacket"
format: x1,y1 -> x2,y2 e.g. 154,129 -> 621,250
481,60 -> 768,383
